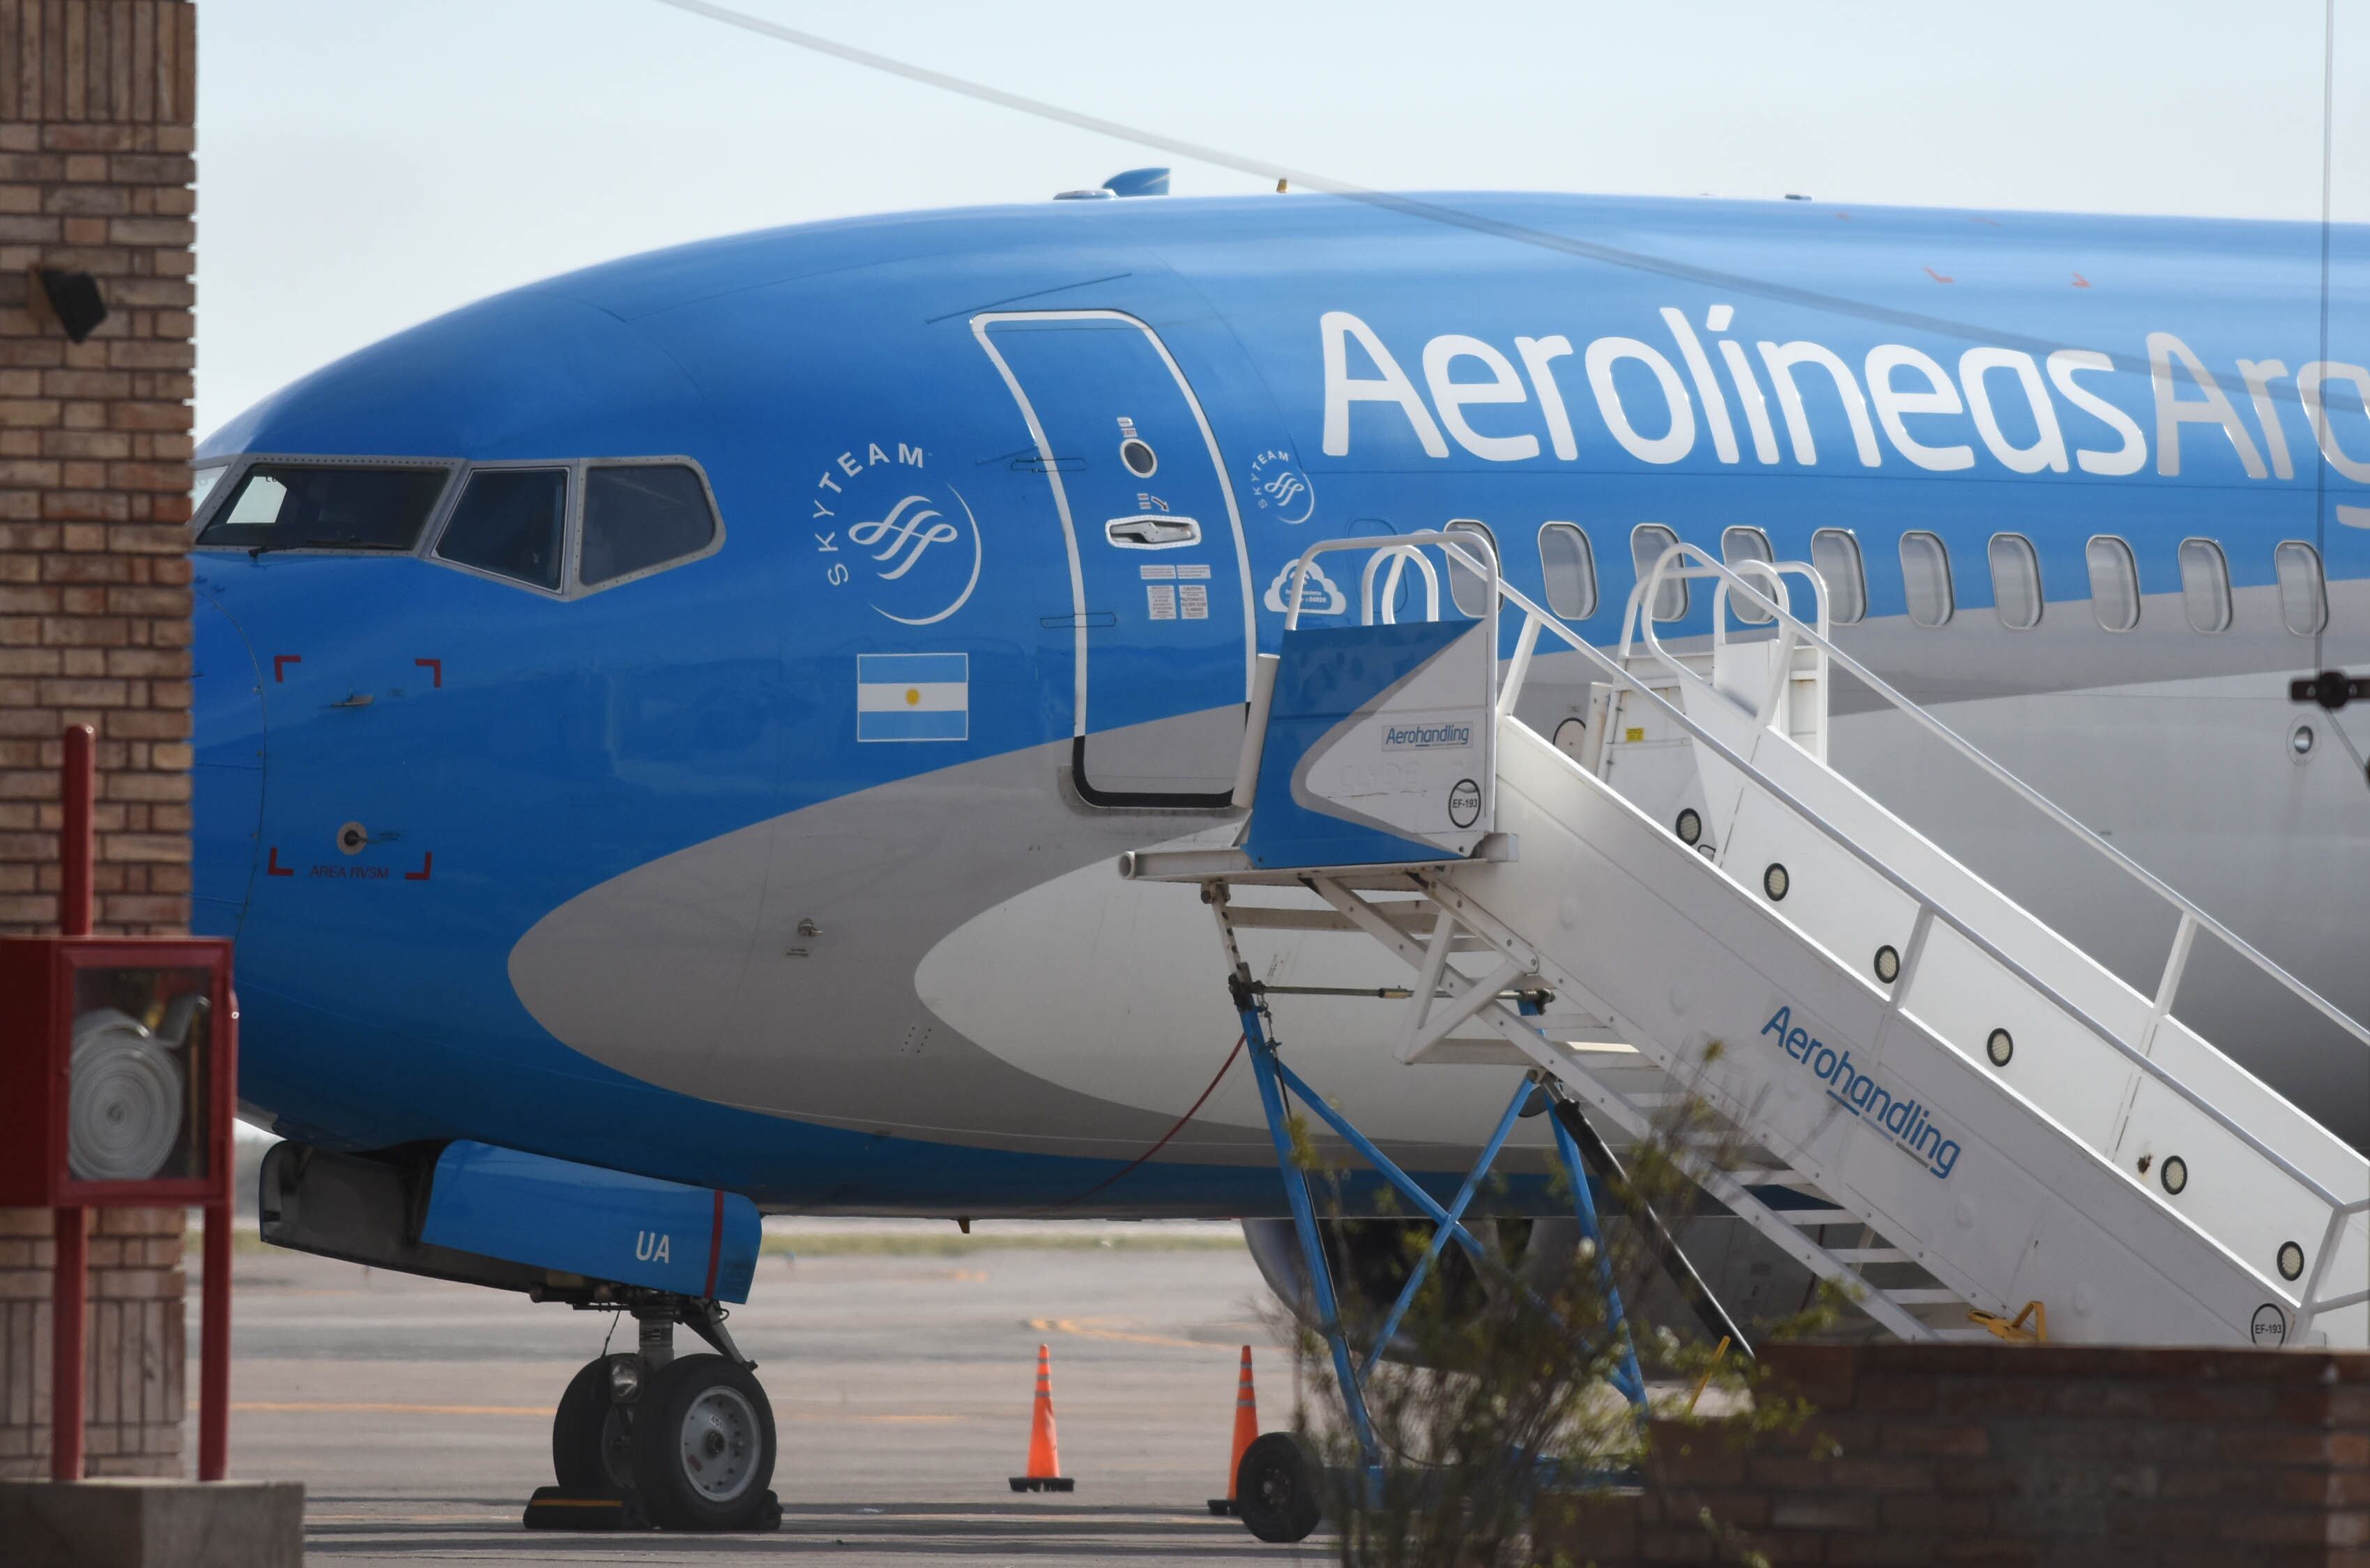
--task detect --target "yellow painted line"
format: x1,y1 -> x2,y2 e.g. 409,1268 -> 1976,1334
1027,1316 -> 1214,1351
234,1401 -> 545,1417
240,1399 -> 965,1424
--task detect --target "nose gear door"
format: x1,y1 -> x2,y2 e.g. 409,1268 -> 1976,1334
974,311 -> 1255,807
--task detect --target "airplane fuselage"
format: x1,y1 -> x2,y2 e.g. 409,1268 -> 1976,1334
191,191 -> 2370,1210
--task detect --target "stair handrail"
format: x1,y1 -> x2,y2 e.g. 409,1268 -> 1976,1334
1459,553 -> 2364,1328
1616,541 -> 2370,1059
1357,545 -> 1441,626
1603,557 -> 1830,748
1283,532 -> 1496,636
1706,558 -> 1826,728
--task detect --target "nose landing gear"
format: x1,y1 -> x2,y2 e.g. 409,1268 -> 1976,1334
535,1295 -> 781,1533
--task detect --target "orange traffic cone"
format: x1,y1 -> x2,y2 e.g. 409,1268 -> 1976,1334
1008,1344 -> 1075,1493
1206,1346 -> 1260,1516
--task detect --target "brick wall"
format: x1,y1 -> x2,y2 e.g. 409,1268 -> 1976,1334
1,1209 -> 185,1477
0,0 -> 197,1481
1543,1342 -> 2370,1568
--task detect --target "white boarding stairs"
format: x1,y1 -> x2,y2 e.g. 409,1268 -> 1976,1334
1124,536 -> 2370,1348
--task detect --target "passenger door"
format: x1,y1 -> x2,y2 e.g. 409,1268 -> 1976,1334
973,311 -> 1255,806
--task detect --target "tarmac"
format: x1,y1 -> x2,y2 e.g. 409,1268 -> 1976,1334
191,1219 -> 1320,1565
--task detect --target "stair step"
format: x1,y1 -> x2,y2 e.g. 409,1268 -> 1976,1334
1882,1289 -> 1966,1306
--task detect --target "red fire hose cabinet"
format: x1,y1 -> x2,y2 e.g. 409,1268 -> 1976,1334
0,919 -> 238,1482
0,936 -> 236,1208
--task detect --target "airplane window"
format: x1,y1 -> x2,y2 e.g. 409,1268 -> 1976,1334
1537,522 -> 1598,620
195,463 -> 450,551
223,474 -> 283,529
1631,523 -> 1688,621
580,464 -> 719,587
1810,528 -> 1866,624
1720,525 -> 1775,624
1899,531 -> 1954,628
2275,541 -> 2328,636
1444,519 -> 1499,617
2176,538 -> 2232,633
189,462 -> 229,521
1988,533 -> 2043,631
435,468 -> 567,591
2086,535 -> 2141,632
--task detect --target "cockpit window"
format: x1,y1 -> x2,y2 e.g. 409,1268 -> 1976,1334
436,468 -> 567,591
579,464 -> 717,587
190,463 -> 229,519
197,463 -> 450,552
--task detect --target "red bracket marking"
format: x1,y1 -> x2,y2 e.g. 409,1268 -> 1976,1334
273,654 -> 301,682
266,847 -> 293,877
1923,266 -> 1955,284
415,658 -> 442,689
2071,272 -> 2092,289
404,852 -> 434,882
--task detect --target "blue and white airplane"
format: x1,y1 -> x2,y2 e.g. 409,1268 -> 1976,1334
188,183 -> 2367,1525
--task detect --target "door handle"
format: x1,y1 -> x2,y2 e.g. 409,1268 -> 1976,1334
1105,515 -> 1202,548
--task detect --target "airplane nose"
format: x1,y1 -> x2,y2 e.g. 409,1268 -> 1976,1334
192,585 -> 266,938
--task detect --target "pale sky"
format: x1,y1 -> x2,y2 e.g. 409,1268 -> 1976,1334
193,0 -> 2367,438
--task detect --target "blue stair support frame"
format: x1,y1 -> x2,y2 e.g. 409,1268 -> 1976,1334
1212,530 -> 1648,1485
1226,971 -> 1649,1484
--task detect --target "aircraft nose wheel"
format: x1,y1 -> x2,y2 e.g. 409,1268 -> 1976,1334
629,1353 -> 780,1531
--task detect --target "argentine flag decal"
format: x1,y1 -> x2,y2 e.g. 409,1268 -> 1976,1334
857,653 -> 968,741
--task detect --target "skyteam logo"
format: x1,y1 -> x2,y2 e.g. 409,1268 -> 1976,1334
1764,1005 -> 1961,1179
1246,447 -> 1316,525
1382,721 -> 1473,751
852,495 -> 958,581
812,438 -> 984,627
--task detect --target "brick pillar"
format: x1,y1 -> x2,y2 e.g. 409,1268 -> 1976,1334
0,0 -> 198,1481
